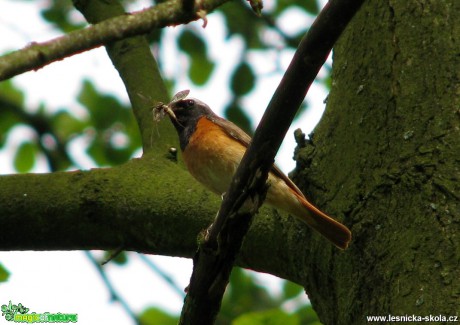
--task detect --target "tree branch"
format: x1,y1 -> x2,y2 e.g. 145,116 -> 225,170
85,251 -> 140,324
179,0 -> 365,323
138,253 -> 186,298
0,0 -> 229,82
0,157 -> 321,285
0,158 -> 212,254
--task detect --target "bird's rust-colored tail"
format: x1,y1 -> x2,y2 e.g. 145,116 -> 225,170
292,191 -> 352,250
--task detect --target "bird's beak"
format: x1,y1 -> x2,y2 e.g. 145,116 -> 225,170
153,90 -> 189,123
163,104 -> 177,121
162,89 -> 190,122
153,102 -> 177,123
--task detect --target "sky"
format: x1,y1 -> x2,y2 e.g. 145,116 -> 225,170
0,0 -> 327,323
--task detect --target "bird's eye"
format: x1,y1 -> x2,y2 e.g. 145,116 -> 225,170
183,99 -> 195,108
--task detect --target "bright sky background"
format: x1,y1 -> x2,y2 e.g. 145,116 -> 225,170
0,0 -> 328,323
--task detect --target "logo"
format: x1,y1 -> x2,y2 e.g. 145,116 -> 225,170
1,301 -> 77,323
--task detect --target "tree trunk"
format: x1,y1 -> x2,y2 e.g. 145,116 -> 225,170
292,0 -> 459,323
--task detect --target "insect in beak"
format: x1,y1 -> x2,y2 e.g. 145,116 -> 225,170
163,105 -> 177,121
153,103 -> 177,122
151,89 -> 189,124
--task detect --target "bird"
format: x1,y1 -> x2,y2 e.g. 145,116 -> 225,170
161,90 -> 351,249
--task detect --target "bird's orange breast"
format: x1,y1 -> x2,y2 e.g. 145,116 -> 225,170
182,117 -> 246,195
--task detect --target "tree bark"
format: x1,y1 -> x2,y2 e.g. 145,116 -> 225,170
292,0 -> 459,323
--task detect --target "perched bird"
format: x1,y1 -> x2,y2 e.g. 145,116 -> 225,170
162,90 -> 351,249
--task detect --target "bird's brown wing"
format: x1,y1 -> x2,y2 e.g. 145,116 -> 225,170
208,115 -> 306,199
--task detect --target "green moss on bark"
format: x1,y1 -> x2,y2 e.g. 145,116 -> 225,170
292,0 -> 459,323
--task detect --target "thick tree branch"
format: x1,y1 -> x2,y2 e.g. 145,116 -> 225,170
180,0 -> 365,323
0,0 -> 229,82
0,157 -> 319,285
0,158 -> 210,254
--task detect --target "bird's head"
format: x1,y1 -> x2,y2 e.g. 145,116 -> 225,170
164,90 -> 215,132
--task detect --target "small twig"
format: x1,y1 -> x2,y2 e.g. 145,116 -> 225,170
0,0 -> 230,81
84,251 -> 140,324
138,254 -> 186,298
179,0 -> 366,324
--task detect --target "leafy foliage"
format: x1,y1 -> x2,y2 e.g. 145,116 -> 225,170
13,141 -> 38,173
77,80 -> 141,166
0,81 -> 25,148
41,0 -> 85,32
0,263 -> 10,283
0,79 -> 141,172
231,62 -> 256,96
103,250 -> 128,265
220,2 -> 266,49
275,0 -> 319,15
233,309 -> 299,325
215,268 -> 320,324
139,307 -> 179,325
178,30 -> 215,85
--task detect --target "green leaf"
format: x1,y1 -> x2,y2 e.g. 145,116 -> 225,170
103,251 -> 128,265
231,62 -> 255,96
77,80 -> 126,130
40,1 -> 84,32
178,30 -> 206,55
219,268 -> 278,322
178,30 -> 215,85
296,305 -> 322,325
0,81 -> 32,148
0,263 -> 10,283
0,80 -> 25,107
86,136 -> 109,166
51,111 -> 86,141
106,145 -> 134,165
78,80 -> 141,166
0,112 -> 21,148
232,309 -> 299,325
189,56 -> 215,85
275,0 -> 319,15
224,102 -> 253,135
282,281 -> 303,300
219,2 -> 264,49
14,142 -> 37,173
139,307 -> 178,325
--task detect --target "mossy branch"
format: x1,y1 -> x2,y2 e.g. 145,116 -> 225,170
0,156 -> 320,285
0,0 -> 229,82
